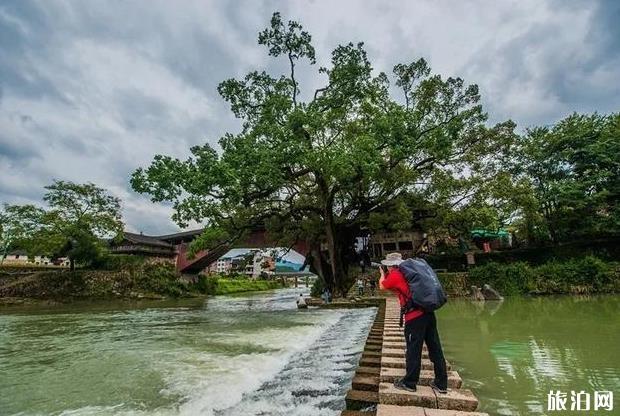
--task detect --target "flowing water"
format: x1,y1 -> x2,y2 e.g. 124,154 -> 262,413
438,295 -> 620,415
2,292 -> 618,416
0,288 -> 376,416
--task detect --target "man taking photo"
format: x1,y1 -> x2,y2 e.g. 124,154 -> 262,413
379,252 -> 448,394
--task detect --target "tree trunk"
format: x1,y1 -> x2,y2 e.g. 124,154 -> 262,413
70,258 -> 75,271
303,244 -> 334,292
324,214 -> 350,297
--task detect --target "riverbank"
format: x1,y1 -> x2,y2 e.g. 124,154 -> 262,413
0,265 -> 286,305
196,275 -> 285,295
437,257 -> 620,297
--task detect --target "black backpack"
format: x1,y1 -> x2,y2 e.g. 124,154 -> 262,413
398,258 -> 447,325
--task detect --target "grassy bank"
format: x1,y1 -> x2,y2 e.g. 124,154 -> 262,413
0,263 -> 286,303
196,276 -> 284,295
438,256 -> 620,296
0,263 -> 192,301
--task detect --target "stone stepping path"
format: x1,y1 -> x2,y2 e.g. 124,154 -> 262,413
377,404 -> 488,416
382,356 -> 452,371
380,368 -> 463,389
341,296 -> 487,416
382,347 -> 429,359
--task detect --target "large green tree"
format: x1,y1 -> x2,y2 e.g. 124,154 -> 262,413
132,12 -> 513,294
512,112 -> 620,243
29,181 -> 124,270
0,204 -> 45,266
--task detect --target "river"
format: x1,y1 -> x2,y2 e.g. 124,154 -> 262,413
1,292 -> 618,416
0,288 -> 376,416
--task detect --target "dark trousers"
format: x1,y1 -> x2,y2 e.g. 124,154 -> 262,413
403,312 -> 448,390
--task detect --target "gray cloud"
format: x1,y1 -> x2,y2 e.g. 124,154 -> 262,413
0,0 -> 618,234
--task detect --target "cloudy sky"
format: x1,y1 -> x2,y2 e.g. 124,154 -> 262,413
1,0 -> 619,235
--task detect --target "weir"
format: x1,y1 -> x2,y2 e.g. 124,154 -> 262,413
341,296 -> 487,416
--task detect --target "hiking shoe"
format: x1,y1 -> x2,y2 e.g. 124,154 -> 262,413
430,381 -> 448,394
393,379 -> 416,392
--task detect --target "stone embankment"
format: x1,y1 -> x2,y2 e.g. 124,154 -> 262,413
341,296 -> 487,416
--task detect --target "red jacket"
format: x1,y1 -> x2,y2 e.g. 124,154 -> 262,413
382,268 -> 424,323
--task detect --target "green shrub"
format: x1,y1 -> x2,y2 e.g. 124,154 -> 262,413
468,256 -> 615,295
215,278 -> 281,294
468,261 -> 534,295
536,256 -> 612,293
94,254 -> 147,271
573,256 -> 612,289
193,276 -> 282,295
137,263 -> 187,297
424,238 -> 620,272
437,272 -> 469,296
195,275 -> 218,294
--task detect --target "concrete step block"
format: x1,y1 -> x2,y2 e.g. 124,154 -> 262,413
382,341 -> 406,349
383,337 -> 405,343
425,408 -> 488,416
381,343 -> 428,353
380,368 -> 463,389
359,356 -> 382,367
346,389 -> 379,410
436,389 -> 479,412
382,357 -> 450,371
352,374 -> 380,391
376,404 -> 425,416
341,410 -> 377,416
356,366 -> 381,376
382,348 -> 428,359
378,383 -> 437,408
377,405 -> 488,416
365,344 -> 382,351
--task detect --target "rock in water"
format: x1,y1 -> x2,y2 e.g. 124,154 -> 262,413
471,285 -> 485,301
482,284 -> 503,300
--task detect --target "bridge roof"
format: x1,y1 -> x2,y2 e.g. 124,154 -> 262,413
155,229 -> 204,243
122,232 -> 174,248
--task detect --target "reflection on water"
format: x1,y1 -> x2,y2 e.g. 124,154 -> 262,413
438,295 -> 620,415
0,289 -> 376,416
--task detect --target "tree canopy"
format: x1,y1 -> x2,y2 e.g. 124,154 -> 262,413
510,112 -> 620,244
0,204 -> 45,265
131,12 -> 515,294
10,181 -> 124,270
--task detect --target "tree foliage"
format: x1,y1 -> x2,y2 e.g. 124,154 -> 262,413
131,12 -> 515,294
0,204 -> 45,265
21,181 -> 124,270
511,112 -> 620,244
